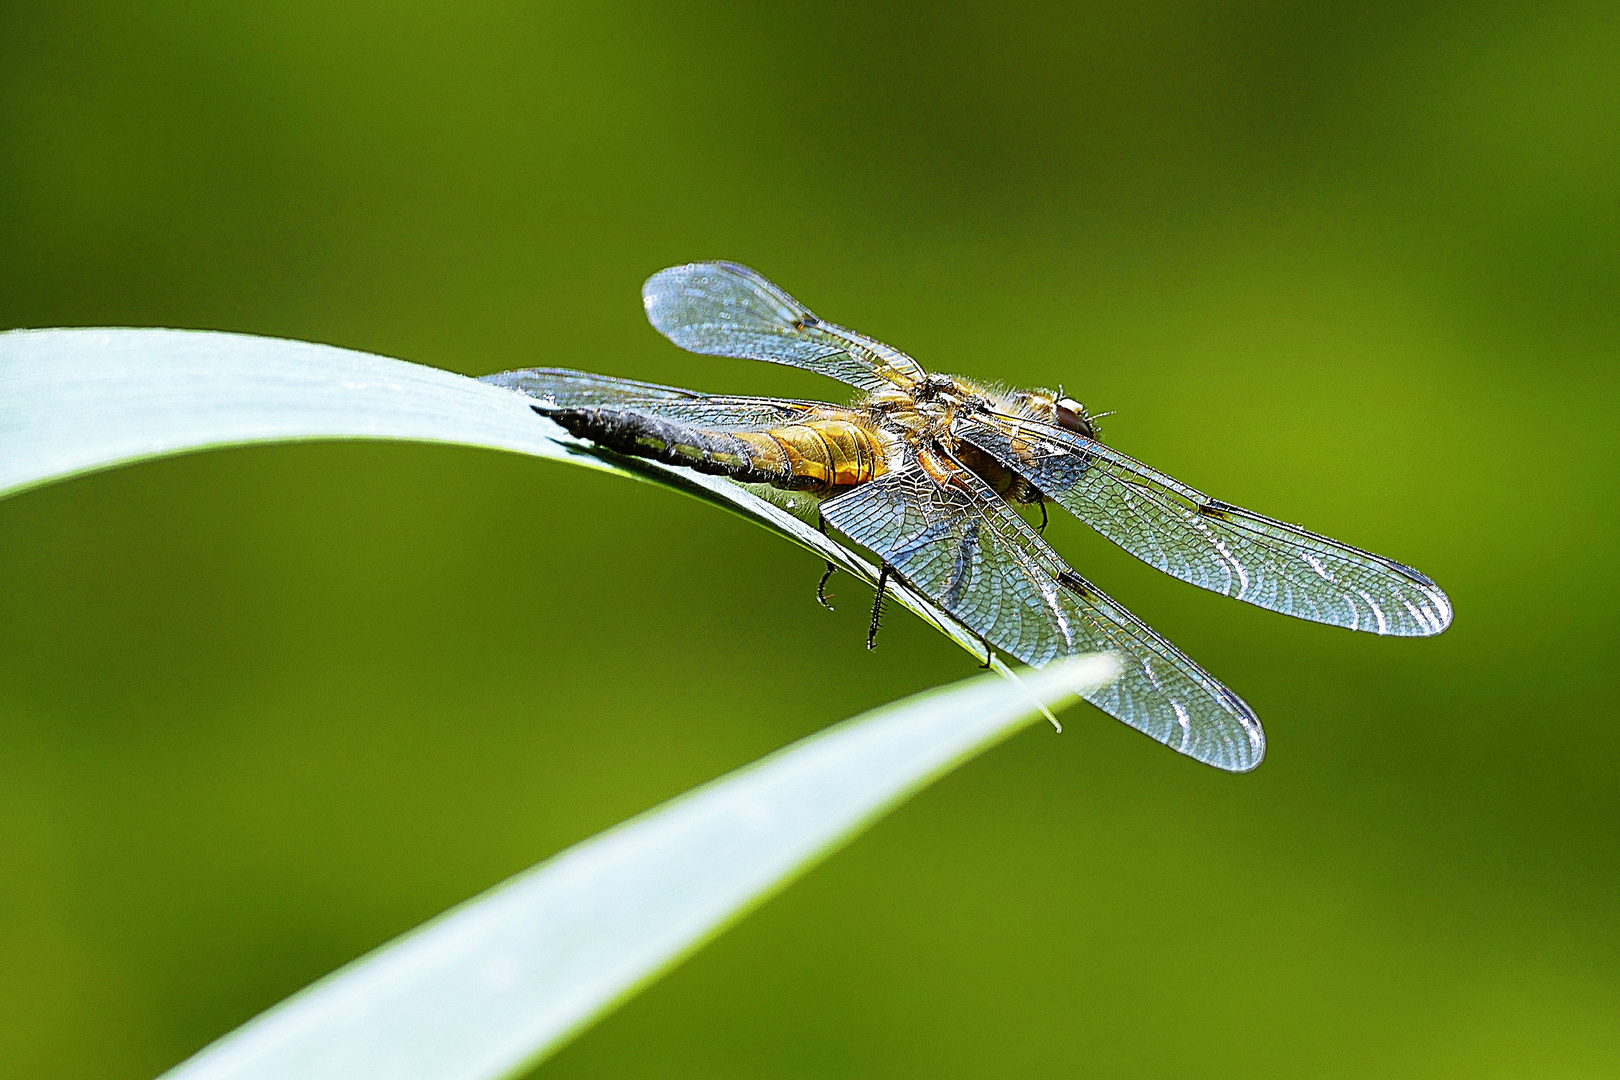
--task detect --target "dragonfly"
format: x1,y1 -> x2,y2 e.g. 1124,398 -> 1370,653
483,262 -> 1452,771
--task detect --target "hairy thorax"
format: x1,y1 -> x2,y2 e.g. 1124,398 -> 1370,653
859,376 -> 1084,505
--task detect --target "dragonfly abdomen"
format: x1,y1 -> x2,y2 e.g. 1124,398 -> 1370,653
537,407 -> 890,492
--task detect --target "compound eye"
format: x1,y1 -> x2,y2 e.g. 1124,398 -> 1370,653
1054,397 -> 1094,438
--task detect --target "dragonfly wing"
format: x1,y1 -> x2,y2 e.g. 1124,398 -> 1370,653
642,262 -> 928,393
956,416 -> 1452,637
821,458 -> 1264,771
482,367 -> 822,431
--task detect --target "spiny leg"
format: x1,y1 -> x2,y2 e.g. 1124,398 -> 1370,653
816,563 -> 836,610
978,638 -> 996,669
1037,499 -> 1048,534
815,513 -> 836,611
867,563 -> 891,650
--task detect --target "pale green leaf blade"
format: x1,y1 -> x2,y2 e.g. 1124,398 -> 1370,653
158,655 -> 1118,1080
0,327 -> 588,497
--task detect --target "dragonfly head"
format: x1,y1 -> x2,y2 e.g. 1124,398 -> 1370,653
1054,396 -> 1097,439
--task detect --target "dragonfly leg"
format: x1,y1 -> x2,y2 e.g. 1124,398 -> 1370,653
979,639 -> 995,669
867,564 -> 891,650
1037,499 -> 1048,534
816,562 -> 837,611
814,513 -> 836,610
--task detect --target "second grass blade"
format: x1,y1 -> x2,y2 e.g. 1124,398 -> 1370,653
158,655 -> 1118,1080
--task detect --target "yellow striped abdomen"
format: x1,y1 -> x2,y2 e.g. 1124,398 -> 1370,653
537,407 -> 890,492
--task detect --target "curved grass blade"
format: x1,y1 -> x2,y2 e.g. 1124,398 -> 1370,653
156,655 -> 1117,1080
0,327 -> 993,667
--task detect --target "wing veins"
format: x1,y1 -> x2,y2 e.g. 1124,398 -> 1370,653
958,412 -> 1451,636
642,263 -> 928,392
482,367 -> 828,432
820,455 -> 1264,770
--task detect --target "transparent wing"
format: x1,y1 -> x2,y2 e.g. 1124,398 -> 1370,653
642,262 -> 928,393
481,367 -> 823,431
820,457 -> 1264,771
956,415 -> 1452,637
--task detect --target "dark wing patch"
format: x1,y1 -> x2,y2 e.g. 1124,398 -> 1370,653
956,415 -> 1452,637
642,262 -> 928,393
820,458 -> 1265,771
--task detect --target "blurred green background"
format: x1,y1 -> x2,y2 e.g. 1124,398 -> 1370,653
2,1 -> 1617,1076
